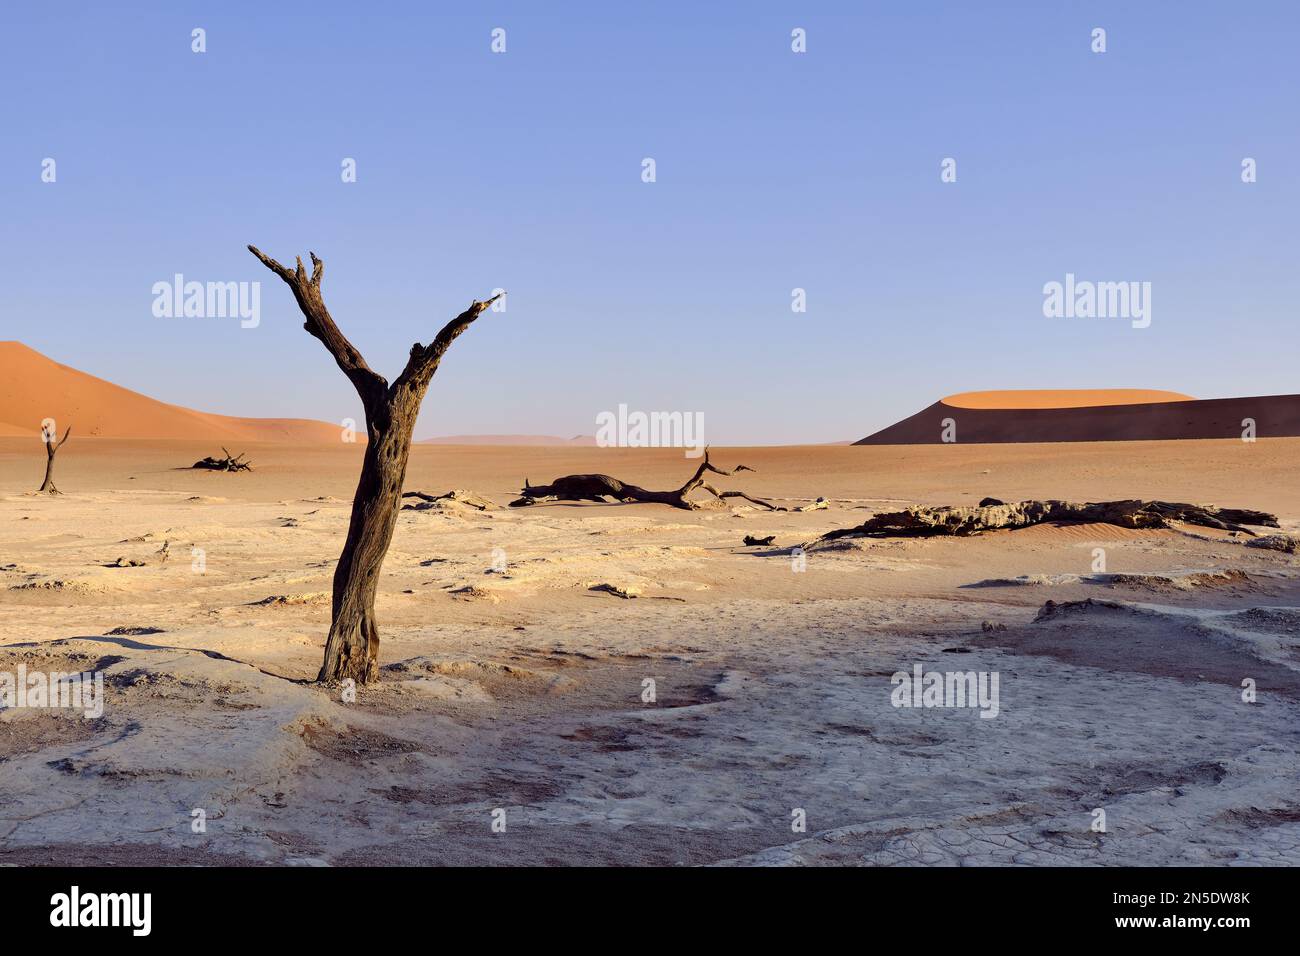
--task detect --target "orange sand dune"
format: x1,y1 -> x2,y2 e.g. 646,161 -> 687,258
860,389 -> 1300,444
943,389 -> 1194,409
0,341 -> 343,443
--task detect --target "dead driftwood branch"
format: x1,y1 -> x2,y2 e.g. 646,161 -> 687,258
509,447 -> 785,511
192,448 -> 253,472
805,499 -> 1279,550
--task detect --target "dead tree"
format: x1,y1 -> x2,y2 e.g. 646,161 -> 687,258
806,498 -> 1279,549
250,245 -> 500,684
38,423 -> 71,494
192,448 -> 252,471
510,448 -> 783,511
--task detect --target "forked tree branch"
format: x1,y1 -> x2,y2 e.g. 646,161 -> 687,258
249,245 -> 501,408
248,245 -> 387,410
393,292 -> 505,394
676,448 -> 754,495
45,424 -> 72,451
40,426 -> 70,455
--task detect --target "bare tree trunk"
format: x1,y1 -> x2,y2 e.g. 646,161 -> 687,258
38,424 -> 71,494
250,245 -> 500,684
318,408 -> 416,683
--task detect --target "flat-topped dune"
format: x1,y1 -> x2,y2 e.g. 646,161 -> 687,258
859,388 -> 1300,445
942,388 -> 1194,409
0,341 -> 342,443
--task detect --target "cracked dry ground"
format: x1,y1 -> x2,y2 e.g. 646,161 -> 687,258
3,586 -> 1299,866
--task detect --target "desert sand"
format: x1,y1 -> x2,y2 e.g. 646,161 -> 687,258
2,436 -> 1298,865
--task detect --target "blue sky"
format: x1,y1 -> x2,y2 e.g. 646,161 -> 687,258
2,1 -> 1296,443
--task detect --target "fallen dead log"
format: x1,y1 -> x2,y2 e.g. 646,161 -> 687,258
805,498 -> 1279,550
192,448 -> 252,472
402,489 -> 494,511
509,448 -> 785,511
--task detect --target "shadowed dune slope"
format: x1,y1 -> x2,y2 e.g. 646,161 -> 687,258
0,341 -> 343,442
858,389 -> 1300,445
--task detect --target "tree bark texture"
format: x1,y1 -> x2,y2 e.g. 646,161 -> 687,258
250,245 -> 499,683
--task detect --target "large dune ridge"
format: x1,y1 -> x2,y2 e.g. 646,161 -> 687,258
2,343 -> 599,448
942,388 -> 1195,409
860,388 -> 1300,445
0,341 -> 343,443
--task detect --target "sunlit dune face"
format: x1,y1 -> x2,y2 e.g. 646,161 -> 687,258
0,340 -> 343,442
941,389 -> 1195,410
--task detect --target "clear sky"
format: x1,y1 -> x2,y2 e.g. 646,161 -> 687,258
3,1 -> 1296,443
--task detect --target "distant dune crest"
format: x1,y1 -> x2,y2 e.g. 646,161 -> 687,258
942,389 -> 1195,410
0,342 -> 593,446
